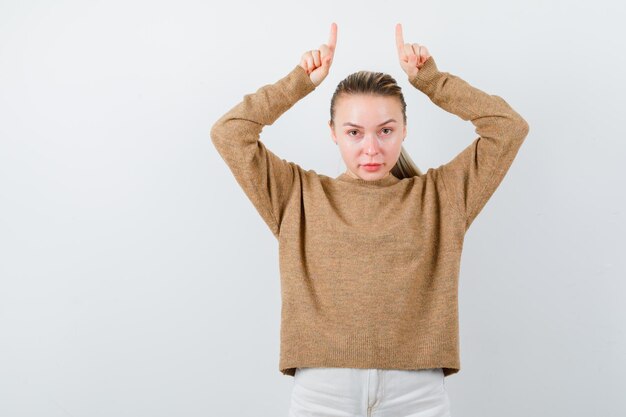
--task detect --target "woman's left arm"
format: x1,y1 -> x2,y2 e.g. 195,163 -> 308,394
409,56 -> 530,231
395,24 -> 530,231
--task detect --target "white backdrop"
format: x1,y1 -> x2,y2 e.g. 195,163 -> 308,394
1,0 -> 625,416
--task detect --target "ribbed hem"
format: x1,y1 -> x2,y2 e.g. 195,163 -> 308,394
279,331 -> 460,378
292,64 -> 317,94
408,56 -> 440,90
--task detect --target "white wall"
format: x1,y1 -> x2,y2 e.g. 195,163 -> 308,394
1,0 -> 624,416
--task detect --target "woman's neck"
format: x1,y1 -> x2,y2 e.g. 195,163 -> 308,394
345,170 -> 390,180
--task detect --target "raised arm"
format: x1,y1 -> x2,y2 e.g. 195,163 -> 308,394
395,23 -> 530,231
210,23 -> 337,237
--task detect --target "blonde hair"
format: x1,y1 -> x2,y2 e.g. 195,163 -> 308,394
329,70 -> 423,179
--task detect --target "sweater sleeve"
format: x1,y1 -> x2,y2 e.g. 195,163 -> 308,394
409,57 -> 530,231
210,65 -> 317,238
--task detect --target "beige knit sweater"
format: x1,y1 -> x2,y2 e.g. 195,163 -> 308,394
210,56 -> 529,378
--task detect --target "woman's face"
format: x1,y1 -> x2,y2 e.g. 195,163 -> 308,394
329,94 -> 407,181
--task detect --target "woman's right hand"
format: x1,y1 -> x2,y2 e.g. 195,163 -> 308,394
299,22 -> 337,87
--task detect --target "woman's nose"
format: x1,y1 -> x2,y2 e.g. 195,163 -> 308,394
364,133 -> 381,155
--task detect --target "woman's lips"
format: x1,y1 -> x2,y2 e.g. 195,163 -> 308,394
362,163 -> 382,171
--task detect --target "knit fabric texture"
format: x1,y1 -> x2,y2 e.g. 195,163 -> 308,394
210,56 -> 530,378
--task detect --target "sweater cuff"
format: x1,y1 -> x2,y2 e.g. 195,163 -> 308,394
288,64 -> 317,98
408,56 -> 440,91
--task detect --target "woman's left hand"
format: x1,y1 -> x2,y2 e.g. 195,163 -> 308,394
395,23 -> 432,79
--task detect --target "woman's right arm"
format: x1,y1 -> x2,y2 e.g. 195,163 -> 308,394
210,23 -> 337,238
210,65 -> 316,238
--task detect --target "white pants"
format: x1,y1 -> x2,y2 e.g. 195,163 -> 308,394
288,367 -> 452,417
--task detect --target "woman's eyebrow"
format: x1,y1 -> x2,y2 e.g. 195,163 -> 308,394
342,119 -> 397,128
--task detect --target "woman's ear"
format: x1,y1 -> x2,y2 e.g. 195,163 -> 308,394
328,120 -> 337,145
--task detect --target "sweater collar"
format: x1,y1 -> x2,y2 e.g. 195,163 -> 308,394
336,171 -> 401,187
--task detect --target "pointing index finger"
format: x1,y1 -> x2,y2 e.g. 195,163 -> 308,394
395,23 -> 406,58
328,22 -> 337,50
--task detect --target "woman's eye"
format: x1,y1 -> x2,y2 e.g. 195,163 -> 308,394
347,128 -> 391,137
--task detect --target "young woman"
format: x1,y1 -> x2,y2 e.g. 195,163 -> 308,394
211,22 -> 529,417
